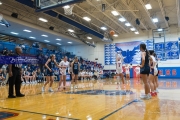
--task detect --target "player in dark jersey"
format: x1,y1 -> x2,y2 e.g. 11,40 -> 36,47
42,54 -> 59,92
71,56 -> 80,90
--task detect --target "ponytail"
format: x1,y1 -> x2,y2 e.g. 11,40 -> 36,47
145,48 -> 149,56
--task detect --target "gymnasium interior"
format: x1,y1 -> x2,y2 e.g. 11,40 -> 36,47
0,0 -> 180,120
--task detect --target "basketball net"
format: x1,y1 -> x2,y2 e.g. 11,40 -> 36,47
63,5 -> 74,15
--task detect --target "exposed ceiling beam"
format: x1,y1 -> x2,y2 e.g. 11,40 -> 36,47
86,0 -> 128,33
139,0 -> 157,29
121,0 -> 148,30
103,0 -> 138,32
158,0 -> 169,28
75,5 -> 121,34
176,0 -> 180,27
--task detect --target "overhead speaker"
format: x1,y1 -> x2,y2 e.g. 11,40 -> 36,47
11,13 -> 18,18
49,26 -> 54,30
136,19 -> 140,25
165,16 -> 169,21
102,4 -> 106,12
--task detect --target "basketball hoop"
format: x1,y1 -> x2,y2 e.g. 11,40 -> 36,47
63,5 -> 74,15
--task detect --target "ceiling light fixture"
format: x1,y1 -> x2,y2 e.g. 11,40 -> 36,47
0,23 -> 5,26
23,29 -> 32,32
145,4 -> 152,10
130,28 -> 136,31
111,11 -> 119,16
44,40 -> 50,42
41,34 -> 48,37
68,29 -> 74,32
158,28 -> 163,31
125,23 -> 131,26
56,43 -> 61,45
56,39 -> 61,41
38,18 -> 48,22
135,31 -> 139,34
100,27 -> 107,30
113,34 -> 118,37
29,36 -> 36,39
63,5 -> 70,9
0,1 -> 2,5
87,37 -> 92,39
11,32 -> 18,35
68,42 -> 72,44
83,17 -> 91,21
152,18 -> 158,23
119,18 -> 126,22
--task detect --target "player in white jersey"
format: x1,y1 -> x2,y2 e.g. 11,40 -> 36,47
149,50 -> 158,96
58,56 -> 70,90
134,66 -> 140,82
125,64 -> 131,81
116,51 -> 125,89
153,53 -> 159,93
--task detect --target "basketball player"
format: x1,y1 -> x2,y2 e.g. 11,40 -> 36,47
71,56 -> 80,90
42,54 -> 59,92
58,56 -> 70,90
116,51 -> 125,89
149,50 -> 158,96
153,53 -> 159,93
134,65 -> 140,82
139,44 -> 151,100
125,64 -> 131,81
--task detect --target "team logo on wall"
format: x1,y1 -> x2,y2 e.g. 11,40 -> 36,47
172,69 -> 177,76
165,69 -> 171,76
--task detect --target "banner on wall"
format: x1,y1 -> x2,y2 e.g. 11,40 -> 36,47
104,44 -> 116,65
155,41 -> 179,60
115,41 -> 141,64
158,67 -> 180,78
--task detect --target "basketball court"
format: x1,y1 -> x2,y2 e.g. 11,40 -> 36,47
0,0 -> 180,120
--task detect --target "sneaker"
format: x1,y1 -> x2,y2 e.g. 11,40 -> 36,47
140,94 -> 151,100
155,89 -> 159,93
49,88 -> 54,92
151,92 -> 156,97
42,87 -> 45,92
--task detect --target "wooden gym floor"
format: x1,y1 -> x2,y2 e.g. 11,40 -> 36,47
0,79 -> 180,120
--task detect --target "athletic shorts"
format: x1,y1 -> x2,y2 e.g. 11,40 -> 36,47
156,70 -> 159,76
73,70 -> 79,75
47,70 -> 54,76
150,68 -> 154,75
116,69 -> 123,74
140,66 -> 150,75
61,70 -> 67,76
126,72 -> 130,75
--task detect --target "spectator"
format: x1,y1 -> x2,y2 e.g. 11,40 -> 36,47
36,68 -> 43,83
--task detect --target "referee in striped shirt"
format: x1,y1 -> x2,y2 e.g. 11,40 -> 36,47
8,46 -> 25,98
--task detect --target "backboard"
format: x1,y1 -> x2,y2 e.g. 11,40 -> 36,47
35,0 -> 84,12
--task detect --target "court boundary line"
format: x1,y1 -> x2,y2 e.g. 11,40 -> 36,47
0,107 -> 80,120
99,99 -> 139,120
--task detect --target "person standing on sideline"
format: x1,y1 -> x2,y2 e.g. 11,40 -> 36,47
42,54 -> 59,92
8,46 -> 25,98
139,43 -> 151,100
71,56 -> 80,90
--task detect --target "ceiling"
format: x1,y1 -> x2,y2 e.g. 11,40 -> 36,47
0,0 -> 179,45
0,20 -> 83,46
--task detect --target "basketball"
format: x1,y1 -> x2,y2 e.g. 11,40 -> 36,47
110,30 -> 115,36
